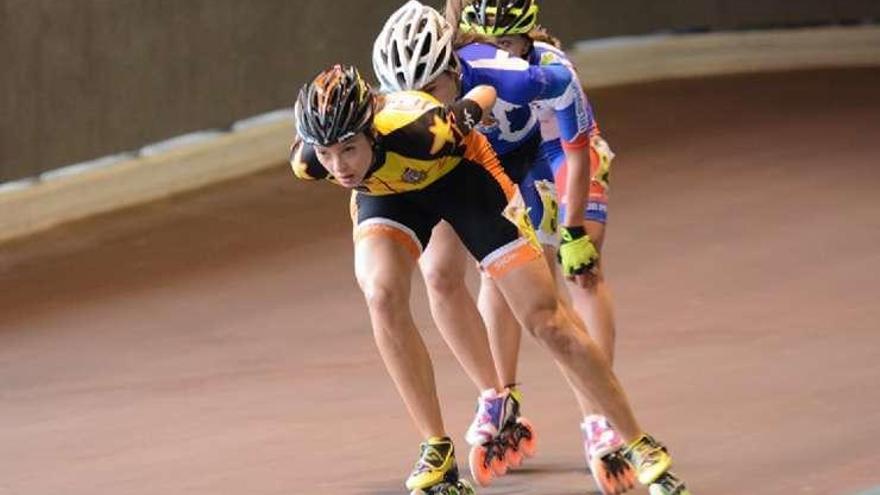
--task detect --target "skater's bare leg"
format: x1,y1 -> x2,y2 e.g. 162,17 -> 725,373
479,243 -> 561,388
480,239 -> 612,422
562,221 -> 617,417
477,271 -> 521,387
421,221 -> 503,392
574,221 -> 615,363
492,255 -> 641,441
567,266 -> 616,416
355,234 -> 446,439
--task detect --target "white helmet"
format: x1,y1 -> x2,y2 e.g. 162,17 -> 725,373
372,0 -> 457,92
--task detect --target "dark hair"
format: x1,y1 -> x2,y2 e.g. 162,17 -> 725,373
527,25 -> 561,48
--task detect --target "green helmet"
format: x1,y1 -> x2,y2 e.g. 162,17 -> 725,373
460,0 -> 539,36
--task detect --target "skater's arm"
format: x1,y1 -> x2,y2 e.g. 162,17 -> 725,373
462,84 -> 497,119
445,85 -> 496,136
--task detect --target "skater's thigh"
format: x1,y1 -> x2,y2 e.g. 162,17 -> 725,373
353,192 -> 436,294
419,221 -> 471,285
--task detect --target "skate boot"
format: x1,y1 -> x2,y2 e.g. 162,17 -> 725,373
581,415 -> 636,494
649,471 -> 691,495
622,434 -> 673,485
406,437 -> 475,495
496,387 -> 537,470
465,389 -> 510,486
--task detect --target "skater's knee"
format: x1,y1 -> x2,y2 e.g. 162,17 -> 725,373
523,300 -> 573,351
533,316 -> 572,352
421,261 -> 466,298
363,285 -> 413,351
359,280 -> 408,318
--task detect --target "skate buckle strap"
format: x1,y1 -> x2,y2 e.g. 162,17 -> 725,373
625,435 -> 666,470
624,434 -> 673,485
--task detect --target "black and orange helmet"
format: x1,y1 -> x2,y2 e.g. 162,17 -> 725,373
294,65 -> 374,146
460,0 -> 539,36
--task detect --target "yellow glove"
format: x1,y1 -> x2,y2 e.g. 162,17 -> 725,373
558,226 -> 599,276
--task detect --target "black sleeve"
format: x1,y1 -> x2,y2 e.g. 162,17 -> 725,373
289,139 -> 330,181
447,98 -> 484,136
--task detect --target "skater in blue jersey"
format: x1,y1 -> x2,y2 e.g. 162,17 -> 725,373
372,2 -> 686,493
452,1 -> 692,494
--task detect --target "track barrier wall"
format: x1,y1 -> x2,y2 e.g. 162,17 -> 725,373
1,0 -> 879,243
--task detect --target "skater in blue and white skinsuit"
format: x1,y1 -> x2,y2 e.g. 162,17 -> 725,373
466,19 -> 637,495
455,1 -> 692,494
372,2 -> 687,494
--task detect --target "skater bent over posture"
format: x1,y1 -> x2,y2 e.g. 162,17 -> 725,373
372,2 -> 590,485
452,0 -> 661,493
292,64 -> 675,494
372,3 -> 687,493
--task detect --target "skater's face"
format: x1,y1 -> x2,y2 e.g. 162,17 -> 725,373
421,71 -> 460,106
495,35 -> 530,58
314,132 -> 374,188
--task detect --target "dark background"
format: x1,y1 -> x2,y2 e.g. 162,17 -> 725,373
1,0 -> 877,182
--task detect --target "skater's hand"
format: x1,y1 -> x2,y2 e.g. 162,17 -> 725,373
558,225 -> 599,288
